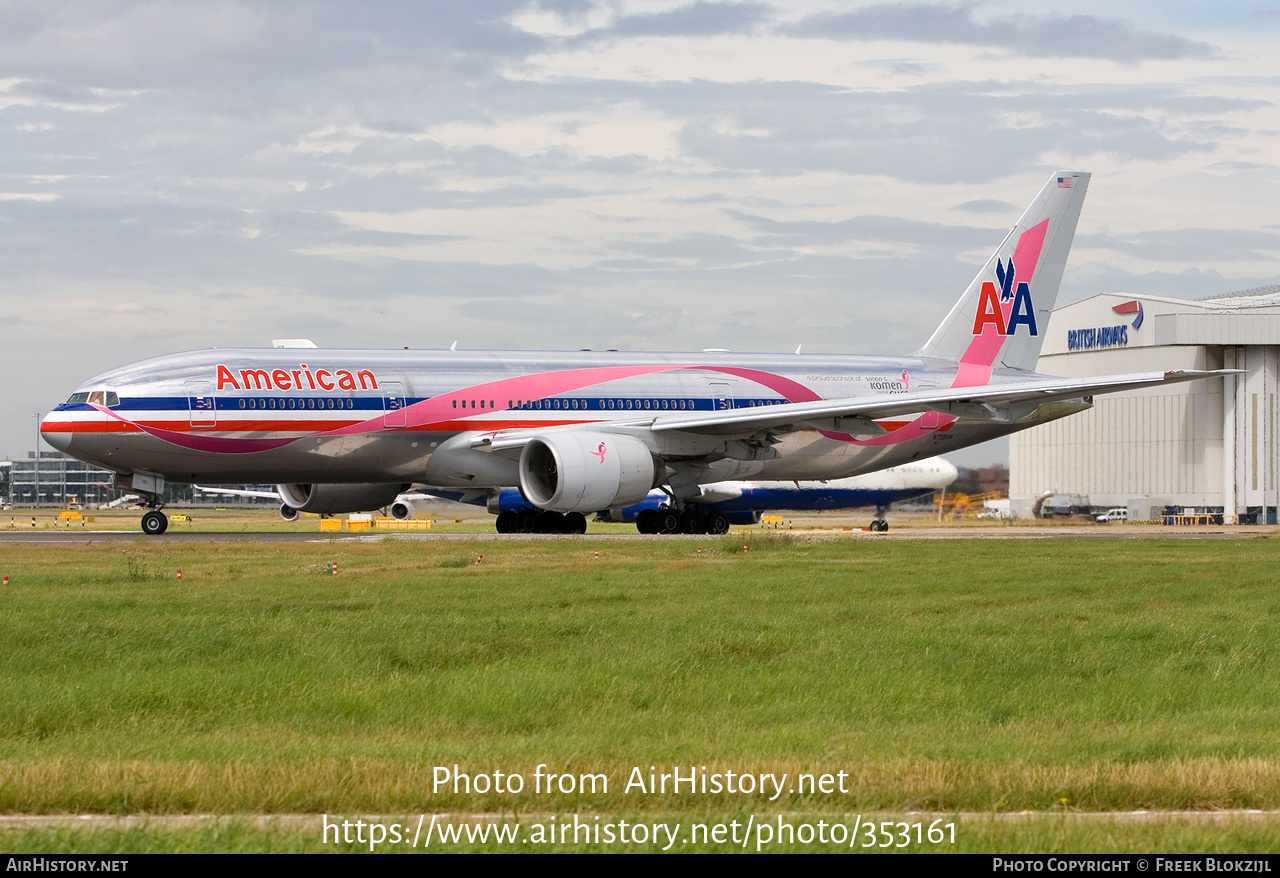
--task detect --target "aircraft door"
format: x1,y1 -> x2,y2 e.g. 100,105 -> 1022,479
383,381 -> 408,428
708,382 -> 733,411
186,380 -> 216,428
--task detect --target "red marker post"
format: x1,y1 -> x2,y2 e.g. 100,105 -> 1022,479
331,562 -> 338,576
176,569 -> 182,581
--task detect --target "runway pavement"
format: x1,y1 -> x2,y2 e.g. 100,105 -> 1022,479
3,524 -> 1278,543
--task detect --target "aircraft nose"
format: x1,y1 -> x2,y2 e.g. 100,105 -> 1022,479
41,410 -> 73,452
939,458 -> 959,484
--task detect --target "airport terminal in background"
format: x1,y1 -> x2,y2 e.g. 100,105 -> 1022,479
1011,286 -> 1280,524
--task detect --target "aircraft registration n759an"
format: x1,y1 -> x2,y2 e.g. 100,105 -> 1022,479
42,170 -> 1225,535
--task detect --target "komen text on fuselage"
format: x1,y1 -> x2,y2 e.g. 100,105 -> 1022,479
40,170 -> 1230,535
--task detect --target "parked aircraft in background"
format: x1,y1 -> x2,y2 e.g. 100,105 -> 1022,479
42,170 -> 1227,535
193,484 -> 430,522
420,457 -> 957,533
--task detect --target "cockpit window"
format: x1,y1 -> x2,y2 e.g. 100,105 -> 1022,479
66,390 -> 119,407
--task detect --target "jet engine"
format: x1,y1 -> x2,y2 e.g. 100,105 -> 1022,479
276,483 -> 406,516
519,433 -> 663,513
390,499 -> 430,520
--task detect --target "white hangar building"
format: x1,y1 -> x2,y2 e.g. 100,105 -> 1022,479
1009,287 -> 1280,524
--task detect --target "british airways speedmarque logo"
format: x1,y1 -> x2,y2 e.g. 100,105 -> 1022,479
971,258 -> 1038,337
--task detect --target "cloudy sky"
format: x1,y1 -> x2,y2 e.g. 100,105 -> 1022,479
4,1 -> 1280,466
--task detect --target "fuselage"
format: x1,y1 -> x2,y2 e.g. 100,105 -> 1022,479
41,347 -> 1071,487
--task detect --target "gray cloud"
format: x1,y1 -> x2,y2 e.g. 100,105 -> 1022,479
1079,228 -> 1280,263
782,3 -> 1222,62
953,199 -> 1017,214
726,209 -> 997,251
571,1 -> 772,42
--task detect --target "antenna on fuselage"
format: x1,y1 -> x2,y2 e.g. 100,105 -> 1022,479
450,340 -> 458,351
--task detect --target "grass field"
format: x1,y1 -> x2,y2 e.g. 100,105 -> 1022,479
3,533 -> 1280,852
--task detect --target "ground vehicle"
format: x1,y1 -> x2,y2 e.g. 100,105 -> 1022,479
1096,508 -> 1128,522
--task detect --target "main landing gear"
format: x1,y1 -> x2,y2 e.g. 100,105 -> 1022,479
495,508 -> 588,534
140,503 -> 168,535
635,506 -> 730,535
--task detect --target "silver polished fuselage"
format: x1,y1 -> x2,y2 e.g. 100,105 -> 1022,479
42,347 -> 1070,487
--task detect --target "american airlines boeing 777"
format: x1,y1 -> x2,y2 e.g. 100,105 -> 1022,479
41,171 -> 1223,535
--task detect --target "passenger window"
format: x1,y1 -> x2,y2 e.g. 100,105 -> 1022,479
239,399 -> 246,409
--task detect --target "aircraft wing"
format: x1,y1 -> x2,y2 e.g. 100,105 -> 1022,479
195,485 -> 282,499
195,485 -> 429,502
645,369 -> 1233,437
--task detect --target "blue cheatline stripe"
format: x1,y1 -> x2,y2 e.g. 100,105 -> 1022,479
56,394 -> 794,415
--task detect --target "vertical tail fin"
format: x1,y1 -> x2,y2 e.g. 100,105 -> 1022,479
917,171 -> 1090,381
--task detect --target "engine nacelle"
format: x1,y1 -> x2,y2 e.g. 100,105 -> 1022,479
519,433 -> 663,513
277,483 -> 405,515
390,499 -> 433,520
279,503 -> 300,522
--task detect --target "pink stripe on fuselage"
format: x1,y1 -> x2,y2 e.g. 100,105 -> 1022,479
321,365 -> 681,436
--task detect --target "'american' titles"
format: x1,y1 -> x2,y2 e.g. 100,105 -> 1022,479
215,364 -> 379,392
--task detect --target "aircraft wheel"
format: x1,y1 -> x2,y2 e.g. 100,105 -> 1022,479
636,509 -> 659,534
516,510 -> 537,533
870,520 -> 888,532
564,512 -> 587,534
706,512 -> 730,535
495,511 -> 517,533
141,510 -> 168,535
538,511 -> 564,534
681,510 -> 705,534
658,510 -> 681,535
